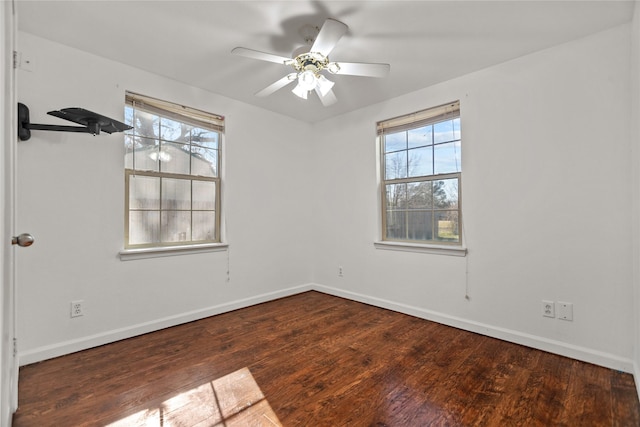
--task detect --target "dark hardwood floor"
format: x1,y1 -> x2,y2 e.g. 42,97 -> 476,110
13,291 -> 640,426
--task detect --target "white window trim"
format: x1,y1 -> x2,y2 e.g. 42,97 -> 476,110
373,241 -> 467,256
119,242 -> 228,261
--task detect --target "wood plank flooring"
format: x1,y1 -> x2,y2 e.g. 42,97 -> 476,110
13,291 -> 640,426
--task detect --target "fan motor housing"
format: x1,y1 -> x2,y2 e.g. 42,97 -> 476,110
294,52 -> 328,73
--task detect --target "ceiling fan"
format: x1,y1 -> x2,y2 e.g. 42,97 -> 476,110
231,18 -> 390,106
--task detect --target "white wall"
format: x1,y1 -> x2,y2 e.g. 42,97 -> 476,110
311,24 -> 635,372
15,20 -> 638,378
16,32 -> 314,364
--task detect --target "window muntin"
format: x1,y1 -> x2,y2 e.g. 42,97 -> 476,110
124,92 -> 223,249
379,102 -> 461,245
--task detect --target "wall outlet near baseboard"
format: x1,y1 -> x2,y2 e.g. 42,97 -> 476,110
71,300 -> 84,318
542,300 -> 555,318
557,302 -> 573,321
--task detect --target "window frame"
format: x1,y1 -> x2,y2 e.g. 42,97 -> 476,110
122,92 -> 224,251
378,101 -> 463,248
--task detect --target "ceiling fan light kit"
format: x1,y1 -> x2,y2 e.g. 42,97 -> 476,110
231,18 -> 390,107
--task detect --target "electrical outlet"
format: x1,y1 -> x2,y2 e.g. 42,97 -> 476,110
338,266 -> 343,277
542,300 -> 555,318
70,300 -> 84,318
557,302 -> 573,321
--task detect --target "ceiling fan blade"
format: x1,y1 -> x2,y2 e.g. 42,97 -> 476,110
315,87 -> 337,107
330,61 -> 390,78
255,73 -> 298,97
311,19 -> 348,56
231,47 -> 292,65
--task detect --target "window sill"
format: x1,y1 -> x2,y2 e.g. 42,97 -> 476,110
119,243 -> 228,261
374,241 -> 467,257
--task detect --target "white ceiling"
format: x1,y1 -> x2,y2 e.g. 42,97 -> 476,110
16,0 -> 635,123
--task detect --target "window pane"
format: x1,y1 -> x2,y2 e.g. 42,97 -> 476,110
434,119 -> 455,144
130,137 -> 160,172
386,210 -> 406,240
433,179 -> 459,209
125,96 -> 223,248
129,175 -> 160,209
384,132 -> 406,153
379,104 -> 460,245
192,129 -> 219,149
408,125 -> 432,149
125,135 -> 134,169
385,151 -> 407,180
191,147 -> 218,177
407,210 -> 433,241
129,211 -> 160,245
159,141 -> 191,175
124,106 -> 134,134
407,182 -> 433,209
160,117 -> 191,143
193,180 -> 216,210
161,211 -> 191,243
134,109 -> 159,138
161,178 -> 190,210
453,118 -> 461,140
435,211 -> 459,242
434,141 -> 461,174
193,211 -> 216,241
407,146 -> 432,177
386,183 -> 407,210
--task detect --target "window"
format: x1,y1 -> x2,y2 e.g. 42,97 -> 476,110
124,92 -> 224,249
378,101 -> 461,245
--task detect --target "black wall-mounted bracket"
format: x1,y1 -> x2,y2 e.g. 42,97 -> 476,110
17,103 -> 132,141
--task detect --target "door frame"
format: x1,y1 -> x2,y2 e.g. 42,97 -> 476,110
1,0 -> 19,423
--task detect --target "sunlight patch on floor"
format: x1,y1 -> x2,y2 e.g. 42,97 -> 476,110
107,367 -> 282,427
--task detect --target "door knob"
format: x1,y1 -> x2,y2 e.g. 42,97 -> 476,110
11,233 -> 34,247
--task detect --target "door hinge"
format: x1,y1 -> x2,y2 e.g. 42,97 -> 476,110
12,338 -> 17,357
12,51 -> 18,69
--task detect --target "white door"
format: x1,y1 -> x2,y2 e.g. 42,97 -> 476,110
1,0 -> 20,424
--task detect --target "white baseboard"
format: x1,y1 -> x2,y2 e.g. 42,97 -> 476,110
19,284 -> 313,366
20,282 -> 636,377
311,283 -> 636,374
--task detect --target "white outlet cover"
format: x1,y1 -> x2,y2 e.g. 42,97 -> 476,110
557,302 -> 573,321
542,300 -> 555,318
